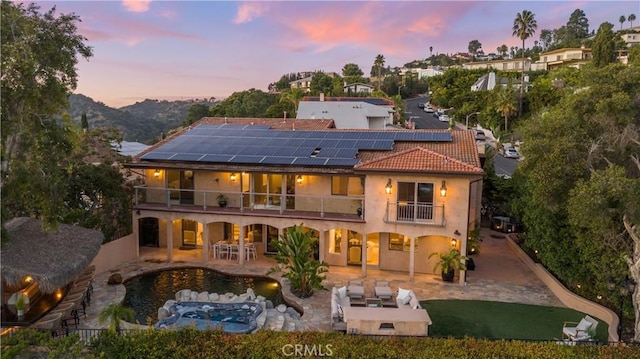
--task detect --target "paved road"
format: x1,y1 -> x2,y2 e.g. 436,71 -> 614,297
405,97 -> 518,178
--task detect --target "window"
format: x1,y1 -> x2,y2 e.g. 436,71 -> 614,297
397,182 -> 434,221
388,233 -> 417,252
329,229 -> 342,254
331,176 -> 364,196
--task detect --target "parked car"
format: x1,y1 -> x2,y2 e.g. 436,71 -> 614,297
474,130 -> 485,141
434,110 -> 444,118
490,216 -> 522,233
418,103 -> 425,109
424,105 -> 434,113
439,114 -> 450,122
503,146 -> 519,159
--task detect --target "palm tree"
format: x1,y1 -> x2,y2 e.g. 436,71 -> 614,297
512,10 -> 537,116
629,14 -> 636,28
374,54 -> 385,91
278,88 -> 304,117
619,15 -> 626,30
98,303 -> 135,333
494,87 -> 517,132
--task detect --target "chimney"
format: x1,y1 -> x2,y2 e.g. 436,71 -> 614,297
320,93 -> 325,102
283,111 -> 287,123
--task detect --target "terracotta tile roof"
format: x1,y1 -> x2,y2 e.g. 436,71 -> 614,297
198,117 -> 335,130
356,130 -> 482,173
355,147 -> 483,175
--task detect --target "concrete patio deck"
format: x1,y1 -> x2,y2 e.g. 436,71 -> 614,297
82,228 -> 563,331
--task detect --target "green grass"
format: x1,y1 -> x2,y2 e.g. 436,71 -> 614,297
422,300 -> 609,342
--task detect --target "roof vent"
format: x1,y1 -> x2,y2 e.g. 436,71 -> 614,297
310,148 -> 320,157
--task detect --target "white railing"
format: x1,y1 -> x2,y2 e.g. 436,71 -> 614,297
384,202 -> 445,226
134,186 -> 364,218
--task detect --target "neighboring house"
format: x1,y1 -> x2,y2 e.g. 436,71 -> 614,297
128,118 -> 483,283
621,27 -> 640,48
462,58 -> 531,72
452,52 -> 471,61
296,95 -> 395,129
533,47 -> 592,71
290,76 -> 313,92
471,72 -> 527,92
343,82 -> 374,95
415,67 -> 445,79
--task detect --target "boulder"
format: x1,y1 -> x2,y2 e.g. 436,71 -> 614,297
246,288 -> 256,300
158,307 -> 169,321
209,293 -> 220,301
107,273 -> 122,285
286,307 -> 300,319
179,290 -> 192,302
276,304 -> 287,313
265,300 -> 274,309
238,293 -> 250,302
197,291 -> 209,302
255,295 -> 266,303
163,300 -> 176,310
189,291 -> 198,301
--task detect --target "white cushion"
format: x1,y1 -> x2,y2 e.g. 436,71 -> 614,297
397,288 -> 410,300
413,303 -> 421,310
337,286 -> 347,299
576,318 -> 591,332
337,304 -> 344,318
403,294 -> 412,305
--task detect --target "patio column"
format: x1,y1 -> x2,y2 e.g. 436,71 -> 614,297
318,231 -> 325,262
361,232 -> 367,278
459,231 -> 467,285
202,224 -> 209,261
239,226 -> 246,265
167,220 -> 174,262
133,216 -> 140,259
409,236 -> 415,281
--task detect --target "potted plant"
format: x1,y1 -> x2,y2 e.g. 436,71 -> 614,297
467,226 -> 483,255
429,249 -> 468,282
15,293 -> 26,318
217,194 -> 227,208
356,207 -> 363,217
267,224 -> 329,298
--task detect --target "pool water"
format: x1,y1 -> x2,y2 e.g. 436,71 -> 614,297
154,301 -> 263,333
123,267 -> 283,325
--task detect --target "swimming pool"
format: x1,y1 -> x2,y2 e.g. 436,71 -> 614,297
123,267 -> 283,325
154,301 -> 263,333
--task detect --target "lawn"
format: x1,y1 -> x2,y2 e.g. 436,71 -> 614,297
422,300 -> 609,342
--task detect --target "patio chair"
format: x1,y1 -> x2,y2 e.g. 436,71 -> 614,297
374,280 -> 392,300
562,315 -> 598,341
228,244 -> 240,261
347,280 -> 365,300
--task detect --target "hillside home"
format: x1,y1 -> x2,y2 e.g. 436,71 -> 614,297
415,67 -> 445,79
128,118 -> 483,283
471,72 -> 528,92
462,58 -> 531,72
290,76 -> 313,92
343,83 -> 374,95
533,47 -> 592,71
296,95 -> 395,129
621,27 -> 640,48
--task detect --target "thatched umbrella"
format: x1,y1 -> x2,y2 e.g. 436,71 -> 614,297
1,217 -> 104,294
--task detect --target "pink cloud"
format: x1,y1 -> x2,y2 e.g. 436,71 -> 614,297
122,0 -> 152,13
234,2 -> 270,24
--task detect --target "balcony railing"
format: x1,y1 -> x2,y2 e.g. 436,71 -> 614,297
384,202 -> 445,226
134,186 -> 364,219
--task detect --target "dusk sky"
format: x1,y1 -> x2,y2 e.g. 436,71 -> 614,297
33,1 -> 639,108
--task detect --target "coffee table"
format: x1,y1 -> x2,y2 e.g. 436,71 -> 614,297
365,298 -> 383,308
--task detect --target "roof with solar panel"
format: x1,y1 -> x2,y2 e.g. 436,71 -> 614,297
139,123 -> 454,168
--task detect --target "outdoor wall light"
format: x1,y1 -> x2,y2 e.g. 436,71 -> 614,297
440,180 -> 447,197
296,175 -> 303,184
230,173 -> 237,181
385,179 -> 392,194
454,230 -> 461,236
153,169 -> 161,178
451,238 -> 458,247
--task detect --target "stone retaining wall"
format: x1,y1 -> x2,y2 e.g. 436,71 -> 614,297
505,234 -> 618,342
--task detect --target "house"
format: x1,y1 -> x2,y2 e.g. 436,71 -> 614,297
296,95 -> 395,129
128,118 -> 484,283
620,27 -> 640,48
290,76 -> 313,92
533,47 -> 592,71
343,82 -> 374,95
415,67 -> 445,79
462,58 -> 531,72
471,72 -> 528,92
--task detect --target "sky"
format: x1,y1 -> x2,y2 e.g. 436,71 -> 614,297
29,1 -> 640,108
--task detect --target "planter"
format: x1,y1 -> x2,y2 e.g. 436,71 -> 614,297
441,269 -> 455,282
290,287 -> 314,299
466,258 -> 476,271
17,309 -> 24,318
218,200 -> 227,208
356,208 -> 363,217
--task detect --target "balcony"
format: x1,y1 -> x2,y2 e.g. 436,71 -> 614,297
133,186 -> 364,222
384,202 -> 445,226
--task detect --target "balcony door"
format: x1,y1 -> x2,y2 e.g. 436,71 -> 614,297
252,173 -> 282,209
397,182 -> 434,221
167,170 -> 194,205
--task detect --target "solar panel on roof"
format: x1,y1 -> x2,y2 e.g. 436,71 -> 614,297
141,152 -> 175,160
325,158 -> 360,166
293,157 -> 328,166
171,153 -> 205,161
261,157 -> 296,165
229,155 -> 265,163
199,154 -> 233,162
335,148 -> 358,158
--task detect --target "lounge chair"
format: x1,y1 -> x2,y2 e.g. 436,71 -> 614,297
374,281 -> 392,300
562,315 -> 598,341
347,280 -> 365,300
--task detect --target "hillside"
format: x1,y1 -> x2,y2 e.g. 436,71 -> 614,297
66,94 -> 215,143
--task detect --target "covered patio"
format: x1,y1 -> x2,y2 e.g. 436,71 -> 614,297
1,217 -> 103,328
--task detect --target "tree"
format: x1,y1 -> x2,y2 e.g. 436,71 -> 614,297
182,103 -> 210,126
619,15 -> 626,30
374,54 -> 385,90
80,113 -> 89,132
209,89 -> 275,118
562,9 -> 590,47
341,63 -> 365,84
278,88 -> 304,117
539,29 -> 554,51
98,303 -> 135,333
592,22 -> 617,68
512,10 -> 537,116
310,72 -> 333,96
493,87 -> 517,131
1,1 -> 93,230
267,224 -> 328,298
629,14 -> 637,28
468,39 -> 482,60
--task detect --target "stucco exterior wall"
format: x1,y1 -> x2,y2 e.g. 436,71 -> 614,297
90,234 -> 137,275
